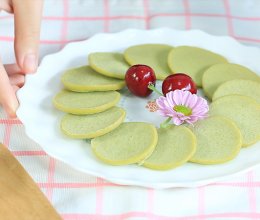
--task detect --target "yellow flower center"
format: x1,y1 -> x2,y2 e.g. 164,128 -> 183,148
173,105 -> 192,116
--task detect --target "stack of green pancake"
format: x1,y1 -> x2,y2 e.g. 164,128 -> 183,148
53,44 -> 260,171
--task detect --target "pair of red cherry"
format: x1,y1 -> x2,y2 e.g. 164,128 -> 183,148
125,64 -> 197,97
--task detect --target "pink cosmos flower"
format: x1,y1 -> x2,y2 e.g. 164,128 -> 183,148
156,90 -> 209,126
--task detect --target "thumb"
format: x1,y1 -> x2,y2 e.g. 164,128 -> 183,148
12,0 -> 43,74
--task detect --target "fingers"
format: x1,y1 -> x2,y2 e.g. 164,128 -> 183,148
0,0 -> 13,13
12,0 -> 43,74
4,63 -> 22,75
4,64 -> 25,87
12,85 -> 20,93
9,74 -> 25,88
0,60 -> 19,118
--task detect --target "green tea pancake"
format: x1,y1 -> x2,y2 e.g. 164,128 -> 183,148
91,122 -> 158,165
202,63 -> 260,99
168,46 -> 227,87
124,44 -> 173,80
190,116 -> 242,164
88,52 -> 130,79
61,65 -> 125,92
53,90 -> 120,115
210,95 -> 260,147
61,107 -> 126,139
142,126 -> 196,170
212,79 -> 260,103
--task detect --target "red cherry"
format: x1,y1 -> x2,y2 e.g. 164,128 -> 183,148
162,73 -> 197,96
125,64 -> 156,97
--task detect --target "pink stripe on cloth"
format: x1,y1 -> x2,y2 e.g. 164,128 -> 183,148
46,158 -> 56,201
3,13 -> 260,21
198,187 -> 205,219
3,123 -> 12,146
5,13 -> 260,21
234,36 -> 260,43
0,36 -> 78,44
183,0 -> 191,30
11,150 -> 47,156
149,12 -> 260,20
0,15 -> 13,19
247,171 -> 257,213
103,0 -> 110,32
38,182 -> 117,189
60,0 -> 69,48
147,188 -> 155,215
223,0 -> 235,36
62,212 -> 260,220
96,178 -> 104,215
232,15 -> 260,21
36,179 -> 260,189
143,0 -> 150,29
43,15 -> 146,21
0,119 -> 22,125
212,182 -> 260,187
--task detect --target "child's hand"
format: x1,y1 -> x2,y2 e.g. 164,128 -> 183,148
0,0 -> 43,118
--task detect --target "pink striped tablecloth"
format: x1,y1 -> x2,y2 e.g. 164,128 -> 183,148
1,0 -> 260,219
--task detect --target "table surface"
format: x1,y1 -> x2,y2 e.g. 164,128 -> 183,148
1,0 -> 260,219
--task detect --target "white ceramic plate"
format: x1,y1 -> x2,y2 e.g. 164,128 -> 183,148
17,28 -> 260,188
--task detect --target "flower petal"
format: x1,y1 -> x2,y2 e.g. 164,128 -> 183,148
163,99 -> 173,110
172,90 -> 183,105
181,90 -> 192,106
186,93 -> 198,109
172,117 -> 183,125
157,109 -> 168,117
156,97 -> 166,109
165,92 -> 175,107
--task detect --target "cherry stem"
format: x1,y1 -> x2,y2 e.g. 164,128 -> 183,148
147,84 -> 163,96
160,117 -> 172,129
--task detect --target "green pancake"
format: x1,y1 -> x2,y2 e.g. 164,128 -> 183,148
53,90 -> 120,115
91,122 -> 158,165
61,107 -> 126,139
190,116 -> 242,164
168,46 -> 227,87
210,95 -> 260,147
61,65 -> 125,92
88,52 -> 130,79
142,126 -> 196,170
212,79 -> 260,103
124,44 -> 173,80
202,63 -> 260,99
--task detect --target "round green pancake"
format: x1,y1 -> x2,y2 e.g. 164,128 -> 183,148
91,122 -> 158,165
168,46 -> 227,87
53,90 -> 120,115
61,65 -> 125,92
124,44 -> 173,80
212,79 -> 260,103
202,63 -> 260,99
190,116 -> 242,164
209,95 -> 260,147
61,107 -> 126,139
142,126 -> 196,170
88,52 -> 130,79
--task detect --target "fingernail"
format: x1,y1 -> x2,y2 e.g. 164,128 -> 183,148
4,101 -> 18,118
6,110 -> 17,119
10,98 -> 19,118
23,53 -> 38,73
